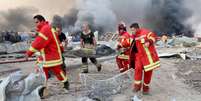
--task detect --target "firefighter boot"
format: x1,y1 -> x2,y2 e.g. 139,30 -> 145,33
133,83 -> 142,92
39,87 -> 49,99
143,84 -> 150,95
82,64 -> 88,73
63,80 -> 70,90
96,63 -> 102,72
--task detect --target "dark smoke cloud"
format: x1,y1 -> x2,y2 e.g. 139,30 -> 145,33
0,7 -> 38,31
52,0 -> 193,36
145,0 -> 193,36
52,8 -> 78,32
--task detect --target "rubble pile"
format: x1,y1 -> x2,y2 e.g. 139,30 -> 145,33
0,70 -> 46,101
79,69 -> 134,100
185,48 -> 201,60
0,42 -> 30,54
176,60 -> 201,93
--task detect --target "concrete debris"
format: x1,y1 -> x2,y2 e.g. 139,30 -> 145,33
0,70 -> 46,101
79,69 -> 134,100
0,42 -> 30,54
185,48 -> 201,60
7,42 -> 30,53
77,97 -> 96,101
131,95 -> 142,101
156,36 -> 198,48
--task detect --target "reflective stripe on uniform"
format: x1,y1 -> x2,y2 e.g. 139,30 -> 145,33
29,46 -> 38,52
118,54 -> 129,60
43,60 -> 63,67
144,61 -> 160,72
143,45 -> 153,64
38,33 -> 48,40
51,28 -> 62,59
144,83 -> 149,86
134,80 -> 141,84
60,72 -> 68,82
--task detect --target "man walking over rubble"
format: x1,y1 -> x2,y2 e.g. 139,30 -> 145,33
116,23 -> 132,73
80,23 -> 102,73
129,23 -> 160,95
25,15 -> 70,93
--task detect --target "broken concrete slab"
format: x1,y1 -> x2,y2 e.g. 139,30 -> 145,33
0,70 -> 46,101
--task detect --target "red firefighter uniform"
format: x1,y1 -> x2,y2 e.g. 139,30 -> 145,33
26,22 -> 67,83
116,31 -> 131,73
130,28 -> 160,94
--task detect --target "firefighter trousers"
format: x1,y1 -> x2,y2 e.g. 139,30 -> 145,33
116,56 -> 129,73
43,65 -> 68,83
134,55 -> 153,86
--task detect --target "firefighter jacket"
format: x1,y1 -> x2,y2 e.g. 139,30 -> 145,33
131,28 -> 160,72
26,22 -> 63,67
117,32 -> 131,60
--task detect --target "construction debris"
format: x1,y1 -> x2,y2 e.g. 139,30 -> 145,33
0,70 -> 45,101
79,69 -> 134,100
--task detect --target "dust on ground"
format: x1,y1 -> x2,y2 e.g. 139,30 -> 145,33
0,57 -> 201,101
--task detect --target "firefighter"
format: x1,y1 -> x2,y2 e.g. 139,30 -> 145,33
25,15 -> 69,93
116,23 -> 131,73
80,23 -> 102,73
129,23 -> 160,95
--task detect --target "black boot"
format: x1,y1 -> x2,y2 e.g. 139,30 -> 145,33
39,87 -> 46,99
96,64 -> 102,72
63,81 -> 70,90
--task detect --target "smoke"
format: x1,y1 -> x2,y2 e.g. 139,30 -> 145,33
184,0 -> 201,37
145,0 -> 193,36
52,8 -> 78,32
52,0 -> 117,34
52,0 -> 195,37
0,7 -> 38,32
74,0 -> 117,33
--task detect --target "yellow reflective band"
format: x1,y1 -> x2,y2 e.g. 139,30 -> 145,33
141,38 -> 145,43
29,46 -> 38,52
118,54 -> 129,60
143,45 -> 153,64
147,32 -> 152,38
43,60 -> 63,67
60,72 -> 68,83
144,61 -> 160,69
38,33 -> 48,40
130,38 -> 133,44
149,36 -> 156,42
51,28 -> 62,59
134,80 -> 141,84
144,83 -> 149,86
145,63 -> 160,72
45,59 -> 62,64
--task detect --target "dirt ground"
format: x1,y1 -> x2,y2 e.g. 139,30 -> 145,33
0,56 -> 201,101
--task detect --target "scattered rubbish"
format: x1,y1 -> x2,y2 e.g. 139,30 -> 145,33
131,95 -> 142,101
